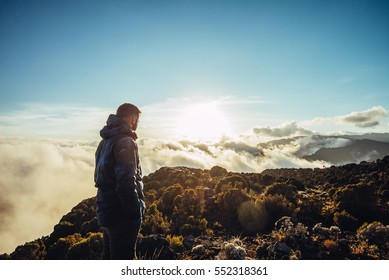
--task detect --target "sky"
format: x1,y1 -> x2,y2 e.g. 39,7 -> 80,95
0,0 -> 389,253
0,0 -> 388,140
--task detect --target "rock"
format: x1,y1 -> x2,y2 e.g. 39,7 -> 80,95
330,226 -> 341,235
276,242 -> 292,255
289,250 -> 302,260
183,235 -> 196,249
313,223 -> 331,236
337,238 -> 350,255
137,234 -> 176,260
256,242 -> 269,259
267,242 -> 291,259
274,216 -> 296,230
191,245 -> 206,255
224,243 -> 247,260
217,239 -> 247,260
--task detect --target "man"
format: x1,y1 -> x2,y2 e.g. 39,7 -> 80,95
94,103 -> 145,260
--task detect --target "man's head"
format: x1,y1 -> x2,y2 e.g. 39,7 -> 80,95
116,103 -> 141,131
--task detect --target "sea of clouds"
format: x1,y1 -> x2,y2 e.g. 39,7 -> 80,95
0,128 -> 349,253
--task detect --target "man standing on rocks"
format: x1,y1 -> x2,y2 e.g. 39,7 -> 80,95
94,103 -> 145,259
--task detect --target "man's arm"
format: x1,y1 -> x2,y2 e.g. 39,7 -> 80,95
113,137 -> 141,219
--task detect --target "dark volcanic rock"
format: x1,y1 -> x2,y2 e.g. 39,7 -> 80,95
136,234 -> 176,260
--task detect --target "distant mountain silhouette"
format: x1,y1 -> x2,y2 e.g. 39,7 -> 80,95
342,133 -> 389,142
303,139 -> 389,165
258,133 -> 389,165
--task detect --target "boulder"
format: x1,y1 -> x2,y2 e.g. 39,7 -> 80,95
137,234 -> 176,260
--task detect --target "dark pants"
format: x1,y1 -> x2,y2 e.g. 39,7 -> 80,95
101,218 -> 141,260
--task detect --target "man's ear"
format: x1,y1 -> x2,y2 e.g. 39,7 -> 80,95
132,116 -> 137,124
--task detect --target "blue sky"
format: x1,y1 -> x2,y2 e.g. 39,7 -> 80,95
1,0 -> 388,139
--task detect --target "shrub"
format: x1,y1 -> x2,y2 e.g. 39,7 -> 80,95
66,232 -> 103,260
296,194 -> 324,226
48,221 -> 76,244
262,194 -> 297,232
179,217 -> 208,236
160,184 -> 184,216
287,178 -> 305,191
261,174 -> 274,186
323,239 -> 338,252
333,183 -> 378,222
141,202 -> 170,235
10,239 -> 46,260
0,253 -> 11,260
215,175 -> 249,193
166,235 -> 186,253
265,183 -> 297,203
357,222 -> 389,245
172,187 -> 206,234
216,238 -> 247,260
210,166 -> 228,177
333,210 -> 359,231
80,217 -> 99,235
237,200 -> 268,233
214,188 -> 251,231
45,233 -> 84,260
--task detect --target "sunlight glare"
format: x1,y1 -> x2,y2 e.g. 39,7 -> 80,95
175,103 -> 231,140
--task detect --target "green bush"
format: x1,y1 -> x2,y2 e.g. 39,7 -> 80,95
210,166 -> 228,177
141,202 -> 170,235
262,194 -> 297,232
66,232 -> 103,260
45,233 -> 83,260
179,217 -> 208,236
10,239 -> 45,260
334,210 -> 359,231
333,183 -> 378,223
357,222 -> 389,245
265,183 -> 297,203
160,184 -> 184,215
237,200 -> 268,233
214,188 -> 251,231
166,235 -> 186,253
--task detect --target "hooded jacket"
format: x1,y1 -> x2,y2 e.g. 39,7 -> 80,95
94,114 -> 145,226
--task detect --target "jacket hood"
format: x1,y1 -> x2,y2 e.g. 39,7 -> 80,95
100,114 -> 138,140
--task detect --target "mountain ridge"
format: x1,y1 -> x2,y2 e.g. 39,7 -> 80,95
303,139 -> 389,164
258,133 -> 389,165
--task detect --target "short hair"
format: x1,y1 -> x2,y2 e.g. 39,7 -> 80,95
116,103 -> 141,118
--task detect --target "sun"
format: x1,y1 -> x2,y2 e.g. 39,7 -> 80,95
175,102 -> 231,140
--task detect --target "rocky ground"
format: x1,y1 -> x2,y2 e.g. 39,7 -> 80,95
1,156 -> 388,260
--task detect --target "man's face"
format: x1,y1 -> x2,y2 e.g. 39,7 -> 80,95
124,114 -> 140,131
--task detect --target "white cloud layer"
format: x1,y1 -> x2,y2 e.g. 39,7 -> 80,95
340,106 -> 388,126
252,122 -> 313,138
308,106 -> 389,129
0,139 -> 96,253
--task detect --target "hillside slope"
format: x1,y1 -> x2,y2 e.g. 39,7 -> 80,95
1,156 -> 388,260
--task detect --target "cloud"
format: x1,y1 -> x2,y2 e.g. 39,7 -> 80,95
0,139 -> 96,253
252,122 -> 313,138
356,121 -> 380,128
286,135 -> 353,157
339,106 -> 388,126
0,104 -> 110,139
308,106 -> 388,129
138,134 -> 327,175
